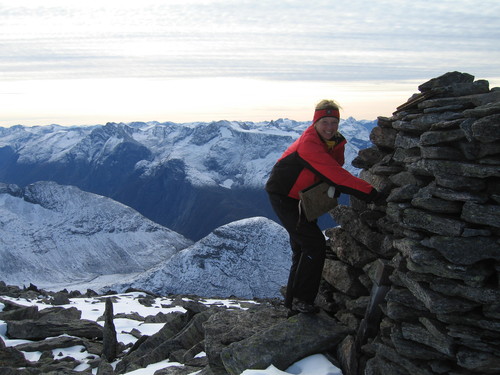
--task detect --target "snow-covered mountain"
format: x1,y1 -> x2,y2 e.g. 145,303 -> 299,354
0,181 -> 192,288
109,217 -> 291,299
0,118 -> 376,239
0,181 -> 290,299
0,117 -> 376,297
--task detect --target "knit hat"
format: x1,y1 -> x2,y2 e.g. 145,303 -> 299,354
313,108 -> 340,124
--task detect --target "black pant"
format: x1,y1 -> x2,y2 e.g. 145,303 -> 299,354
268,193 -> 326,308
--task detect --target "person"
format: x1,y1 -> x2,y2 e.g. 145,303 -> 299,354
265,99 -> 382,314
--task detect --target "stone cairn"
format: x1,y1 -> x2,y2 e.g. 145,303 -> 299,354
319,71 -> 500,375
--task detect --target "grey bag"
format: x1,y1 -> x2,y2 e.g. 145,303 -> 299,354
299,182 -> 338,221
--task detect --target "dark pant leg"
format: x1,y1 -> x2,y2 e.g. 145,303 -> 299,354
268,193 -> 326,306
285,238 -> 302,308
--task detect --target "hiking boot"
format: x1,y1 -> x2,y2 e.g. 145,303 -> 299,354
292,299 -> 319,314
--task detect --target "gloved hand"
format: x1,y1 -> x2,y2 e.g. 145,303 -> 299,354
367,188 -> 387,206
372,190 -> 387,205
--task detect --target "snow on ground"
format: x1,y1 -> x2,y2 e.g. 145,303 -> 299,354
0,292 -> 341,375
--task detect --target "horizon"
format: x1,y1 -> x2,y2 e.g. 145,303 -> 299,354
0,109 -> 380,128
1,0 -> 499,127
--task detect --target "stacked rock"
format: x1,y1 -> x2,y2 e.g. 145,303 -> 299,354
320,72 -> 500,375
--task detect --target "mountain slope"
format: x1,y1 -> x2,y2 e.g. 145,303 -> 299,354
108,217 -> 291,299
0,181 -> 192,288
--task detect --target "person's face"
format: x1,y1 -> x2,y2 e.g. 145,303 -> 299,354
314,117 -> 339,140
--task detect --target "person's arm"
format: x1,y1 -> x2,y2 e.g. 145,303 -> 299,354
298,138 -> 376,201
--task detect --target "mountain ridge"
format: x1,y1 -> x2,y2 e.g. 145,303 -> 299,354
0,181 -> 291,298
0,181 -> 192,288
0,118 -> 376,240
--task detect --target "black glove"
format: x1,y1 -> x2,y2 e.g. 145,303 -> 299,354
372,190 -> 387,205
365,188 -> 386,205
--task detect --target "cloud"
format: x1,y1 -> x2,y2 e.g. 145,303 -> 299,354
1,0 -> 499,84
1,0 -> 499,126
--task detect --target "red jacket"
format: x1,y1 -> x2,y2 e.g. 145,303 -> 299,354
265,124 -> 376,201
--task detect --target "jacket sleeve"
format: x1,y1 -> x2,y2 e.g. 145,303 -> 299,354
297,137 -> 375,200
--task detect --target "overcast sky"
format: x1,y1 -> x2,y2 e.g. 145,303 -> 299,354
1,0 -> 499,126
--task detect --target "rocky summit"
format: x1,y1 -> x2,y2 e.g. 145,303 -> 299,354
0,282 -> 349,375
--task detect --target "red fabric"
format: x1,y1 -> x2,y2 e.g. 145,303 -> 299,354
278,125 -> 374,200
312,108 -> 340,124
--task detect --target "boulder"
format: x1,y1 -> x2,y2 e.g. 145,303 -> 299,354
204,304 -> 288,374
220,312 -> 352,374
7,318 -> 103,341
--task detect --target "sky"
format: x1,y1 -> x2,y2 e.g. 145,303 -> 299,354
1,292 -> 342,375
1,0 -> 499,127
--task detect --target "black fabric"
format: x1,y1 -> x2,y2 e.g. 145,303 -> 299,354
268,192 -> 326,308
265,152 -> 304,195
